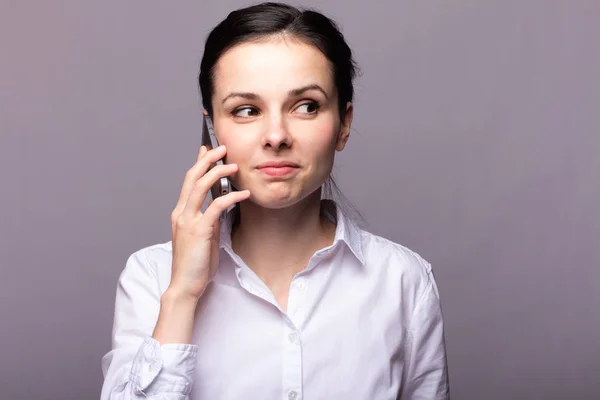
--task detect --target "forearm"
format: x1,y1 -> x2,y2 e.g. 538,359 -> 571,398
152,289 -> 199,345
102,259 -> 199,400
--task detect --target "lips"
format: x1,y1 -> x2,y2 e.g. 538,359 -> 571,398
256,161 -> 300,168
256,161 -> 300,177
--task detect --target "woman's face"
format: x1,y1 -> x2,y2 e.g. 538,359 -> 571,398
210,36 -> 353,209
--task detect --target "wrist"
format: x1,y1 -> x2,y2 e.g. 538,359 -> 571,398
161,287 -> 201,308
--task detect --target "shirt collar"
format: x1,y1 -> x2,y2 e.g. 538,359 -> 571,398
218,199 -> 365,266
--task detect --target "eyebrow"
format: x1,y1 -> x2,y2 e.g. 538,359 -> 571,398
221,84 -> 329,104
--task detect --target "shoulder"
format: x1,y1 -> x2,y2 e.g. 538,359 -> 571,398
130,240 -> 172,261
359,229 -> 438,303
120,241 -> 173,293
361,230 -> 432,275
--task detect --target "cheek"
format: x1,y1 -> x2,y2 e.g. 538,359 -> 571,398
217,126 -> 254,165
304,121 -> 339,158
300,133 -> 338,182
223,146 -> 250,169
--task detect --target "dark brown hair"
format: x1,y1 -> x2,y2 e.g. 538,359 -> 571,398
199,2 -> 358,119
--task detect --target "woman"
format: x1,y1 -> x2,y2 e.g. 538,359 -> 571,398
101,2 -> 449,399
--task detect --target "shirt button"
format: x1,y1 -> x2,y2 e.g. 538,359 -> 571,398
288,390 -> 299,400
295,279 -> 306,290
148,359 -> 160,371
288,332 -> 298,344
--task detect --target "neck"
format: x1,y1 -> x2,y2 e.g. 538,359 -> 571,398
231,190 -> 336,287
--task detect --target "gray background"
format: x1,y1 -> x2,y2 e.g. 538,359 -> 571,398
1,1 -> 598,399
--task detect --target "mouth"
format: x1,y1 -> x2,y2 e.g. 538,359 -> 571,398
256,161 -> 300,177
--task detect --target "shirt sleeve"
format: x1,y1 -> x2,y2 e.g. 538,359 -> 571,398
100,249 -> 198,399
399,264 -> 450,400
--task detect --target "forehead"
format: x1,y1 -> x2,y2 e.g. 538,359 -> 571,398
213,37 -> 334,95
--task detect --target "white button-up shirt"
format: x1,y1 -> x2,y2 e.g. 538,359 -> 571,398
101,202 -> 449,399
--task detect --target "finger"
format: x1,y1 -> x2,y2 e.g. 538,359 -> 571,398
209,198 -> 221,236
183,146 -> 225,201
197,145 -> 207,161
203,190 -> 251,223
182,163 -> 239,217
171,145 -> 210,236
175,145 -> 227,211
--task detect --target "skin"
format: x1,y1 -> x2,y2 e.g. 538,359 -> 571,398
153,35 -> 353,345
211,36 -> 354,310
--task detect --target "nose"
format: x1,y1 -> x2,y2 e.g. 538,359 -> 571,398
261,114 -> 292,151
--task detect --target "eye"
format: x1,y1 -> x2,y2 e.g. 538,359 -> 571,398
232,106 -> 260,118
295,101 -> 320,115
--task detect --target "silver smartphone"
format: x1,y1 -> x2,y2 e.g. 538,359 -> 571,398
202,114 -> 231,220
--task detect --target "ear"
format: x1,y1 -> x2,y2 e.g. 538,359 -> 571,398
202,109 -> 209,116
336,102 -> 353,151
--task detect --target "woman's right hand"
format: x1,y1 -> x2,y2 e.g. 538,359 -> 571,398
167,144 -> 250,301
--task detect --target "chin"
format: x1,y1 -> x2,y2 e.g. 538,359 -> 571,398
244,185 -> 316,210
246,192 -> 299,210
235,174 -> 325,210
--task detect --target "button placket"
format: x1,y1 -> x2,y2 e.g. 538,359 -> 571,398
282,277 -> 305,400
282,324 -> 303,400
288,390 -> 299,400
287,276 -> 308,326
